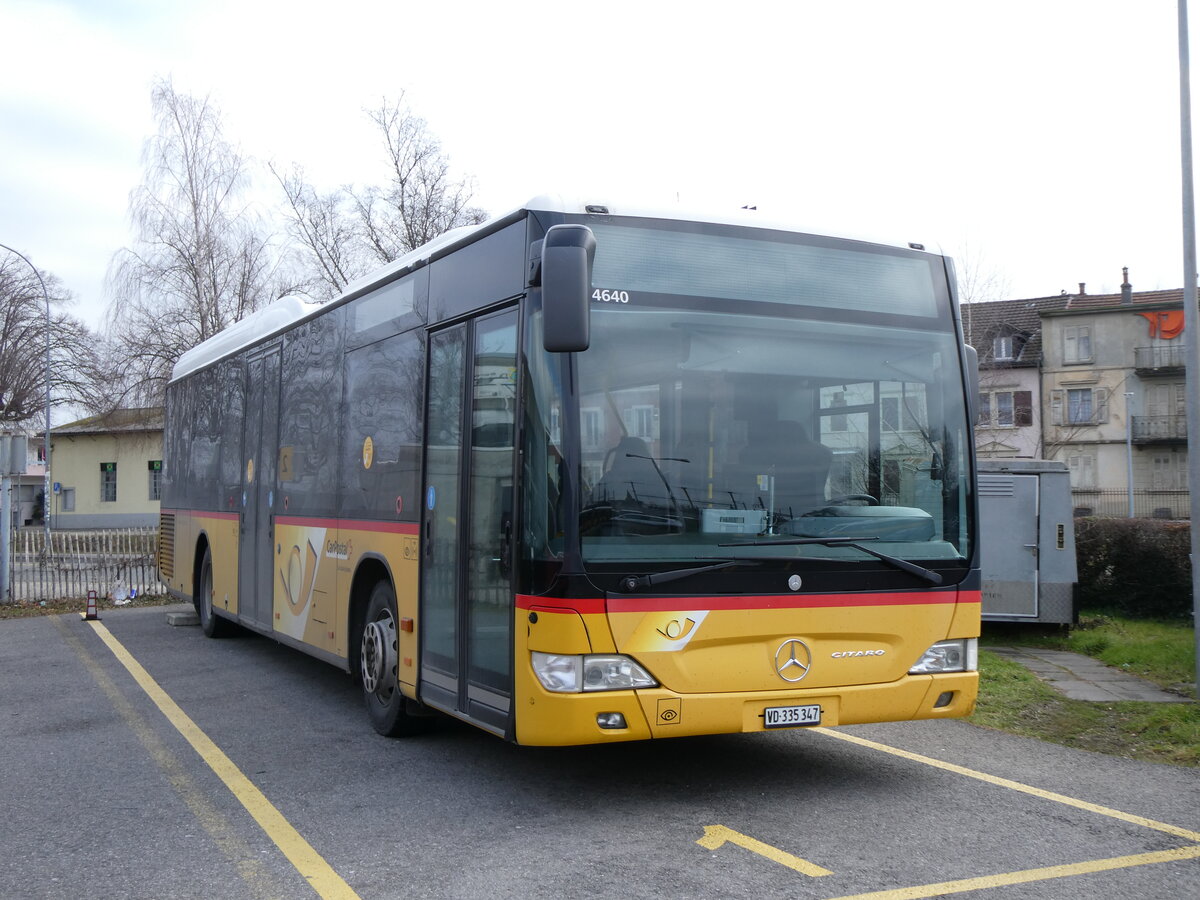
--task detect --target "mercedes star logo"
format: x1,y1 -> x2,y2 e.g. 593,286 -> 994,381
774,638 -> 813,683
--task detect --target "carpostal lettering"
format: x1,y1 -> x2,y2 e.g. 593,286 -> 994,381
325,539 -> 351,560
831,650 -> 886,658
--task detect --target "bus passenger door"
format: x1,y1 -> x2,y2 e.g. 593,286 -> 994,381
239,345 -> 281,629
421,309 -> 518,736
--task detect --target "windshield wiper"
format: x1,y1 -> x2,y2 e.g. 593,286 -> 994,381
719,536 -> 943,585
617,559 -> 761,593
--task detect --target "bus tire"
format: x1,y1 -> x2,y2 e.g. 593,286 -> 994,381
360,580 -> 427,737
197,547 -> 232,638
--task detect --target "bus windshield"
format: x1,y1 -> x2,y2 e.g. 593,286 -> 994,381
564,222 -> 972,572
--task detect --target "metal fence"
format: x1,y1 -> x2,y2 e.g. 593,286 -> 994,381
4,527 -> 168,603
1070,489 -> 1191,519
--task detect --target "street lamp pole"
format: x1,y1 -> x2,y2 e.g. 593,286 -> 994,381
1125,392 -> 1135,518
0,242 -> 51,553
1176,0 -> 1200,701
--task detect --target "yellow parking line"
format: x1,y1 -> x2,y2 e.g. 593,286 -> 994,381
822,844 -> 1200,900
86,620 -> 360,900
813,727 -> 1200,842
697,825 -> 833,876
50,616 -> 280,899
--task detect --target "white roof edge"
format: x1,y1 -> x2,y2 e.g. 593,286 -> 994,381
336,222 -> 492,297
170,194 -> 936,382
170,296 -> 323,382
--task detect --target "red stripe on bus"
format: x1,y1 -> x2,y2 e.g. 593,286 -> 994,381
161,508 -> 418,534
517,590 -> 978,616
274,515 -> 419,535
518,595 -> 608,615
162,508 -> 239,522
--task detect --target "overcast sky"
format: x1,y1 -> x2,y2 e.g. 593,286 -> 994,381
1,0 -> 1195,328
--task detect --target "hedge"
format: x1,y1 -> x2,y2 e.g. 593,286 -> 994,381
1073,518 -> 1193,619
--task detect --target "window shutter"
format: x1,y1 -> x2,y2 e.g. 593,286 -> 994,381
1050,389 -> 1064,425
1014,391 -> 1032,426
1069,454 -> 1097,488
1096,388 -> 1109,424
977,393 -> 991,426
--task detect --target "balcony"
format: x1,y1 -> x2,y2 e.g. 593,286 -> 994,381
1132,414 -> 1188,444
1134,345 -> 1186,375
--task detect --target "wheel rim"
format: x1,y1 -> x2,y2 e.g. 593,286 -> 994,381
361,609 -> 398,700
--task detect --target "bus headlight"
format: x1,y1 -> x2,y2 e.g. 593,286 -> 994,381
909,639 -> 977,674
531,652 -> 658,692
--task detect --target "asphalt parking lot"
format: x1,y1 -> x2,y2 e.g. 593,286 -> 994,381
2,604 -> 1198,899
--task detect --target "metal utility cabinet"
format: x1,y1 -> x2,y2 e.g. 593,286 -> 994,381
977,459 -> 1078,624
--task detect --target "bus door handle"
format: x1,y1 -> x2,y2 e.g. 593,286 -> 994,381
495,520 -> 513,576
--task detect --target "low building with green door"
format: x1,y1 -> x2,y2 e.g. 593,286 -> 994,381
46,408 -> 163,528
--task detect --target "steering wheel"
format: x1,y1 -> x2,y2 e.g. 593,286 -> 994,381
825,494 -> 879,506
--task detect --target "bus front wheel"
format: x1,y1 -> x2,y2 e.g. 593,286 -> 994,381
360,581 -> 428,737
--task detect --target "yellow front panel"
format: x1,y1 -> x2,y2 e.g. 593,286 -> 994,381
512,591 -> 979,747
606,594 -> 961,693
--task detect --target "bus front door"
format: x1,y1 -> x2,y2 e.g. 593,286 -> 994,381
238,344 -> 281,629
420,309 -> 518,736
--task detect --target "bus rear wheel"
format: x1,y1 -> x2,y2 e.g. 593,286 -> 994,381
360,581 -> 428,737
197,548 -> 232,638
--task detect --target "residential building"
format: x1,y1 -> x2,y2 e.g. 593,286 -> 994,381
1039,279 -> 1188,517
963,295 -> 1066,458
46,408 -> 164,528
0,434 -> 48,526
965,274 -> 1189,518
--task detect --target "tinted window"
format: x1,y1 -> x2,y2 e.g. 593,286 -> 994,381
279,311 -> 345,516
341,329 -> 424,521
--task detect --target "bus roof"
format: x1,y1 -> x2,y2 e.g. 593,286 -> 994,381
523,194 -> 931,253
169,195 -> 938,383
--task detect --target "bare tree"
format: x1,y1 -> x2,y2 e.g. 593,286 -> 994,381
277,95 -> 487,299
270,162 -> 360,301
955,241 -> 1012,305
0,253 -> 99,423
104,79 -> 293,405
352,96 -> 488,262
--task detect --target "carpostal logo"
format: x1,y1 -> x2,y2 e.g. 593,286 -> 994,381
831,649 -> 886,659
325,538 -> 352,560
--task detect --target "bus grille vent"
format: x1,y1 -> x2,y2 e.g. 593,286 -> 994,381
158,513 -> 175,581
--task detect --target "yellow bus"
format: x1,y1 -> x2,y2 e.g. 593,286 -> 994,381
158,196 -> 980,746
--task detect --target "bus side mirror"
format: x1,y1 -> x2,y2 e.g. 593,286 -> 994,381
542,224 -> 596,352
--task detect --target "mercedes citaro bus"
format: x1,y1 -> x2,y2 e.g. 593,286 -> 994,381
158,195 -> 981,746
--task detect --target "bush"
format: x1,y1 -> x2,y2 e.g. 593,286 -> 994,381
1074,518 -> 1193,619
